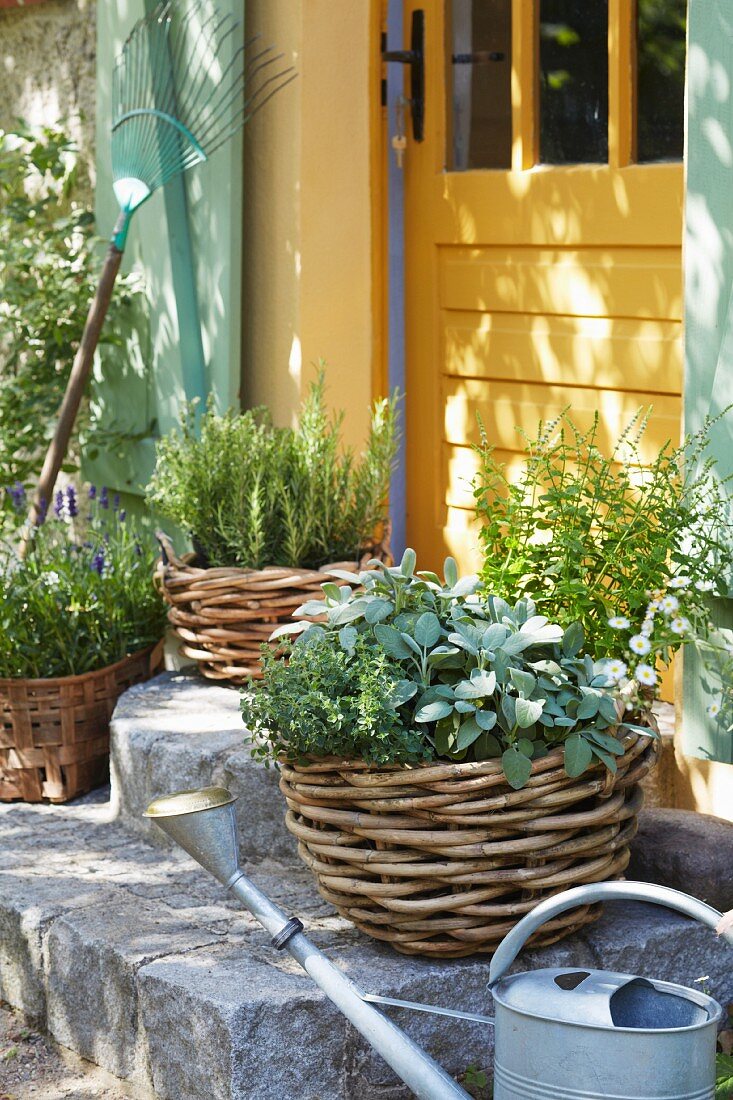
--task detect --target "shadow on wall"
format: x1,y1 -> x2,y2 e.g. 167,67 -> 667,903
435,167 -> 684,567
0,0 -> 97,195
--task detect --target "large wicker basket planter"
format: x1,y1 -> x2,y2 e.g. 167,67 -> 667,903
0,642 -> 163,804
280,728 -> 659,958
156,534 -> 389,685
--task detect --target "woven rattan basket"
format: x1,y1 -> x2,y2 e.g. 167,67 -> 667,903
0,642 -> 163,804
156,533 -> 390,685
280,727 -> 658,958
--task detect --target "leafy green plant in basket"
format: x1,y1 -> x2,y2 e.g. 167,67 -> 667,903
147,369 -> 399,570
473,408 -> 733,726
0,485 -> 166,679
242,549 -> 652,789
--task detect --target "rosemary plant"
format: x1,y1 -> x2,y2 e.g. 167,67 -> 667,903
147,371 -> 398,570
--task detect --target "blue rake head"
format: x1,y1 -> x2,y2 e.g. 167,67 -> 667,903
110,0 -> 295,246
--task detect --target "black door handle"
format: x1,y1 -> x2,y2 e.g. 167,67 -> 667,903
381,9 -> 425,142
452,51 -> 506,64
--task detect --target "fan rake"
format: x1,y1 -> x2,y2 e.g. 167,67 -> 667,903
24,0 -> 294,539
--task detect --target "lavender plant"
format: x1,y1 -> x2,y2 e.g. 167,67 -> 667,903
147,371 -> 398,570
0,485 -> 166,678
473,409 -> 733,725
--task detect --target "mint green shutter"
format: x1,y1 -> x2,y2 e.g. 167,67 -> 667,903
85,0 -> 243,499
682,0 -> 733,764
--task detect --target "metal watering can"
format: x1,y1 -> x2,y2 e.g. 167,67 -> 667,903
487,882 -> 730,1100
144,787 -> 733,1100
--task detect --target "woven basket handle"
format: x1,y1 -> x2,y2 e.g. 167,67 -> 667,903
488,881 -> 732,987
358,519 -> 393,568
156,530 -> 186,569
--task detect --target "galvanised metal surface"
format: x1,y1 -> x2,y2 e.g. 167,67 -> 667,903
144,787 -> 471,1100
489,881 -> 733,985
488,882 -> 730,1100
491,970 -> 721,1100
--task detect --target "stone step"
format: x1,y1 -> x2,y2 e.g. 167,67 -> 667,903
110,671 -> 296,864
1,793 -> 732,1100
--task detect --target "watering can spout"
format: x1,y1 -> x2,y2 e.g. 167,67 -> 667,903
143,785 -> 472,1100
488,880 -> 732,987
143,786 -> 241,886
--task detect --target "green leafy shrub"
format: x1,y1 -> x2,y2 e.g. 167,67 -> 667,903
0,485 -> 166,679
147,371 -> 398,569
473,409 -> 733,721
242,550 -> 648,789
717,1054 -> 733,1099
0,125 -> 141,527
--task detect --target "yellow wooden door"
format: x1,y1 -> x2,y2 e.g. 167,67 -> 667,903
403,0 -> 684,573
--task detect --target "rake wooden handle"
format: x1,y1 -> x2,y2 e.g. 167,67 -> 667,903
19,240 -> 124,556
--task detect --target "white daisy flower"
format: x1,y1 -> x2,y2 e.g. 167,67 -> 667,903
659,595 -> 680,616
601,659 -> 628,683
608,616 -> 631,630
634,663 -> 658,686
695,579 -> 715,593
646,600 -> 659,614
640,619 -> 654,637
629,634 -> 652,655
669,576 -> 691,589
669,616 -> 691,635
706,700 -> 721,717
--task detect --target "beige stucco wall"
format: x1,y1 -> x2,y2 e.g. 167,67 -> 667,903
0,0 -> 96,192
241,0 -> 376,450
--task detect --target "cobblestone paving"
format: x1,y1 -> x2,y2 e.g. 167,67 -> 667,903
0,1001 -> 132,1100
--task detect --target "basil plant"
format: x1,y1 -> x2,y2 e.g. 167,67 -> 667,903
249,550 -> 653,789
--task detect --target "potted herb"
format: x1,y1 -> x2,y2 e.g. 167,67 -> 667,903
473,409 -> 733,727
148,371 -> 398,683
241,551 -> 657,958
0,485 -> 166,803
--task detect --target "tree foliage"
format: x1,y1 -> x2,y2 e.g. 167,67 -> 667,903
0,124 -> 140,527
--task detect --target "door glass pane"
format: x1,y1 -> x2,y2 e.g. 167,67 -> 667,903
448,0 -> 512,170
539,1 -> 608,164
637,0 -> 686,162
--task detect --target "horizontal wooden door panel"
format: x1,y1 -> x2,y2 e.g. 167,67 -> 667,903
440,247 -> 682,321
443,312 -> 682,394
429,165 -> 683,247
442,378 -> 681,454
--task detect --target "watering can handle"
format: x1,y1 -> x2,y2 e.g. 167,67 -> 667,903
488,880 -> 733,987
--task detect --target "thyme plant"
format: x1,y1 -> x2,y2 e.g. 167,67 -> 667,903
0,486 -> 166,679
473,410 -> 733,723
147,371 -> 398,569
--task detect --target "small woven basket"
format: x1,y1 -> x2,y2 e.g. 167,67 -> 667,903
156,532 -> 391,685
0,642 -> 163,804
280,727 -> 659,958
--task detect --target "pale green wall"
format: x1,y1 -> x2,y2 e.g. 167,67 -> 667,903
682,0 -> 733,768
87,0 -> 243,498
